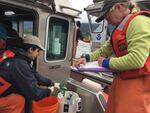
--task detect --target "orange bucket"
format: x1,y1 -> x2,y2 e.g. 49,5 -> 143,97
32,96 -> 59,113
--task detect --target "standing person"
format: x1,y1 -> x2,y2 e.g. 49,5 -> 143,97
2,20 -> 19,38
0,24 -> 7,49
76,0 -> 150,113
0,35 -> 60,113
76,21 -> 83,43
0,22 -> 7,40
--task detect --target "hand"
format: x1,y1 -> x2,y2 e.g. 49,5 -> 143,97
75,58 -> 86,67
54,82 -> 60,89
97,56 -> 105,66
48,86 -> 60,96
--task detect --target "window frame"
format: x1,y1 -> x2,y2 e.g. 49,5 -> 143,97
44,15 -> 70,63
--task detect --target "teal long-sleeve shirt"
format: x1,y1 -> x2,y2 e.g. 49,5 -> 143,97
90,15 -> 150,71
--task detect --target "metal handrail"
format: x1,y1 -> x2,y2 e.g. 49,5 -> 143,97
59,5 -> 82,15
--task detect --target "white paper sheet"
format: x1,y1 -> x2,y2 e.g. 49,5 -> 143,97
77,61 -> 111,72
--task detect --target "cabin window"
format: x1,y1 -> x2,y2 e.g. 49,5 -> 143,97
46,17 -> 69,61
12,21 -> 18,32
23,21 -> 33,34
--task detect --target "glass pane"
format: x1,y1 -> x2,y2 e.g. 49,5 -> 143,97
23,21 -> 33,34
12,21 -> 18,32
46,17 -> 69,61
89,12 -> 104,33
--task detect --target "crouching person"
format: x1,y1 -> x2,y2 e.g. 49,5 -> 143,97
0,35 -> 60,113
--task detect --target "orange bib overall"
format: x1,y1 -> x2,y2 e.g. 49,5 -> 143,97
105,11 -> 150,113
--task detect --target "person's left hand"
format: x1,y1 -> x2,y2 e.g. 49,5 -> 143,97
97,56 -> 105,66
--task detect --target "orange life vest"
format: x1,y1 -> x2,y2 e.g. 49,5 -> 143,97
0,50 -> 15,95
111,11 -> 150,79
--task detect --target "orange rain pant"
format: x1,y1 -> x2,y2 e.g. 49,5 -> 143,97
0,93 -> 25,113
105,75 -> 150,113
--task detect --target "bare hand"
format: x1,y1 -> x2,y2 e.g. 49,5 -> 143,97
75,58 -> 86,67
97,56 -> 105,66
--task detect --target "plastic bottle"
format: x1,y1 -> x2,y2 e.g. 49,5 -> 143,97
60,84 -> 67,96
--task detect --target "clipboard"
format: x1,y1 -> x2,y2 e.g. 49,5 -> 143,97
77,61 -> 112,72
